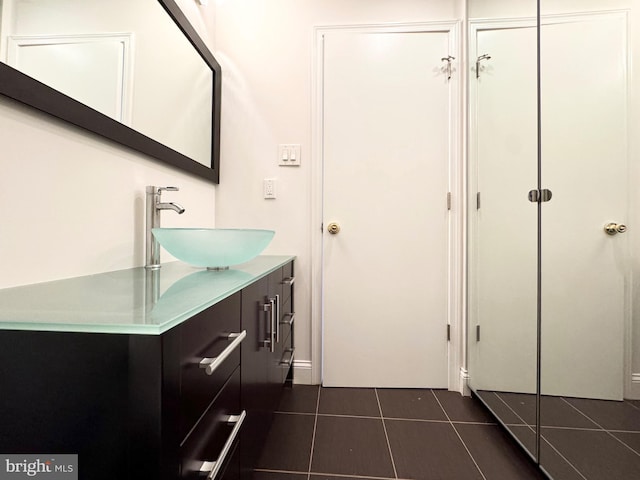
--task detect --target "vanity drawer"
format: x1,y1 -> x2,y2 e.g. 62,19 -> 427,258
278,295 -> 294,358
280,262 -> 295,304
180,368 -> 242,480
279,331 -> 294,384
180,293 -> 242,440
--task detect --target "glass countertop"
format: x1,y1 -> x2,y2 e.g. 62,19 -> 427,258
0,255 -> 294,335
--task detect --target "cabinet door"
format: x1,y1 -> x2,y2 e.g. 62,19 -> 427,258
240,275 -> 271,480
267,266 -> 285,396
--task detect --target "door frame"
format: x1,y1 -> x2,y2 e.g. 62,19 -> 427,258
468,10 -> 635,399
310,21 -> 464,391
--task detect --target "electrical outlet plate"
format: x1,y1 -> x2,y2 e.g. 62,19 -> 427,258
263,178 -> 276,199
278,144 -> 301,166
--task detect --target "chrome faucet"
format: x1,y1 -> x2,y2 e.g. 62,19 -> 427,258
145,186 -> 185,269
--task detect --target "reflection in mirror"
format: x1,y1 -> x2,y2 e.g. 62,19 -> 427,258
469,0 -> 640,477
0,0 -> 220,180
467,0 -> 540,463
538,1 -> 640,478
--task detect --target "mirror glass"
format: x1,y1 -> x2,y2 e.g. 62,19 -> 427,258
539,0 -> 640,478
467,0 -> 540,462
469,0 -> 640,477
0,0 -> 215,171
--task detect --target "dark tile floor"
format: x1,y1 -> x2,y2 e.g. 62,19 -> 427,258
477,391 -> 640,480
254,386 -> 546,480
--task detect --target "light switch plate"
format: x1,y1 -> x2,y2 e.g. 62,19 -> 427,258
278,144 -> 301,166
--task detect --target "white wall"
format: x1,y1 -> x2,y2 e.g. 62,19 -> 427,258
0,2 -> 217,289
214,0 -> 465,383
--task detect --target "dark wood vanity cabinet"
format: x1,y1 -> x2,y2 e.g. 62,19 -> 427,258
0,259 -> 294,480
240,262 -> 295,480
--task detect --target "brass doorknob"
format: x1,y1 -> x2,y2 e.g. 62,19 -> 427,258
327,222 -> 340,235
604,222 -> 627,235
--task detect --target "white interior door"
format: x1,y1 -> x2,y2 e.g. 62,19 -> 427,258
540,12 -> 629,401
471,22 -> 539,394
321,27 -> 454,388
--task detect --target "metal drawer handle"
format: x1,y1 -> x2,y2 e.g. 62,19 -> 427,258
280,348 -> 295,367
281,276 -> 295,286
198,410 -> 246,480
280,313 -> 295,326
260,301 -> 274,351
199,331 -> 246,376
272,295 -> 281,344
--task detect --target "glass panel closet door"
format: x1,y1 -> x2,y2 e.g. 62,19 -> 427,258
539,0 -> 639,478
467,0 -> 540,461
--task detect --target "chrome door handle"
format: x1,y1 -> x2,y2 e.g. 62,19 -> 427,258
198,410 -> 246,480
281,276 -> 295,286
604,222 -> 627,235
199,331 -> 247,375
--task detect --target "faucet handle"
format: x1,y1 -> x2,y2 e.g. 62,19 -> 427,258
158,186 -> 179,193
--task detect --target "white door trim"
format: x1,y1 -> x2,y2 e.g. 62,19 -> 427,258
6,32 -> 135,124
310,21 -> 464,391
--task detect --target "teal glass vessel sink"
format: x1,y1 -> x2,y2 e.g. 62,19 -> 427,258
152,228 -> 275,269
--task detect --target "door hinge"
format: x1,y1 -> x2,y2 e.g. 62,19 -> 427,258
528,189 -> 553,203
447,192 -> 452,211
476,325 -> 481,342
447,324 -> 451,341
321,222 -> 323,232
476,192 -> 481,210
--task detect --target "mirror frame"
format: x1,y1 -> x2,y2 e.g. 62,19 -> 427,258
0,0 -> 221,183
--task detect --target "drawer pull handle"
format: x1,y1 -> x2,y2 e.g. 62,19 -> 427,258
281,276 -> 295,286
199,331 -> 247,376
273,295 -> 280,344
280,348 -> 295,367
280,312 -> 295,326
261,298 -> 276,352
198,410 -> 246,479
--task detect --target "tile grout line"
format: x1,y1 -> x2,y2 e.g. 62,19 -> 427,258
256,467 -> 398,480
492,392 -> 535,429
431,390 -> 487,480
275,411 -> 317,416
375,388 -> 399,479
537,434 -> 589,480
492,393 -> 588,480
559,397 -> 640,458
492,393 -> 587,480
626,400 -> 640,412
306,386 -> 322,480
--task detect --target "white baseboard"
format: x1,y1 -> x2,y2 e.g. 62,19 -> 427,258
628,373 -> 640,400
460,367 -> 471,396
293,360 -> 314,385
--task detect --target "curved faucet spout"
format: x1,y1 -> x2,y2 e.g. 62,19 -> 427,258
157,202 -> 185,214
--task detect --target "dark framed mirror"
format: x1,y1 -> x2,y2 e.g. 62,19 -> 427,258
0,0 -> 221,183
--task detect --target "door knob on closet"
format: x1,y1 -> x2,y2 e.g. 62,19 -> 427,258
327,222 -> 341,235
604,222 -> 627,235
